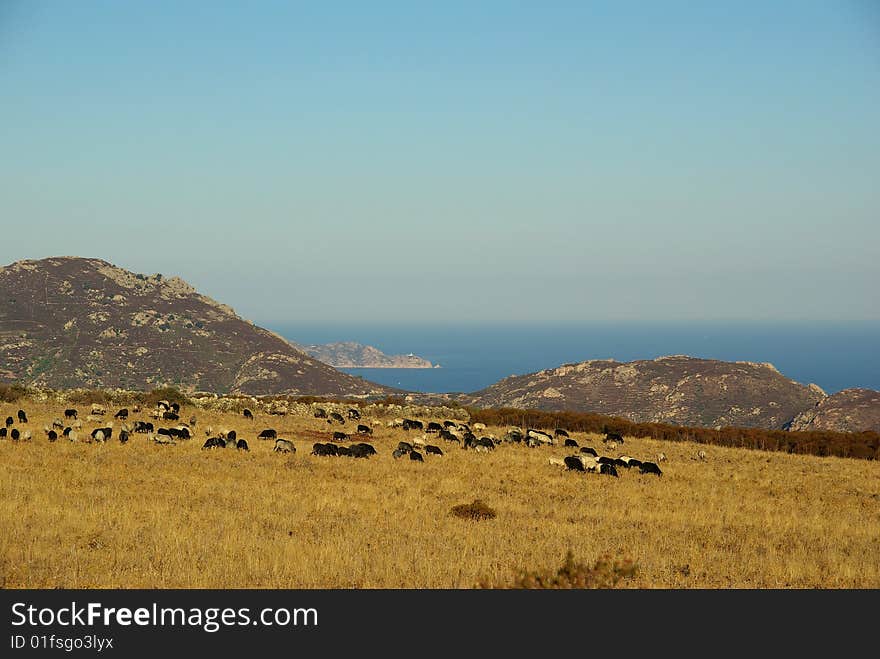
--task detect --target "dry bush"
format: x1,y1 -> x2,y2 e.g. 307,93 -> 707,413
479,550 -> 638,589
451,499 -> 497,521
468,406 -> 880,461
143,387 -> 192,407
0,384 -> 29,403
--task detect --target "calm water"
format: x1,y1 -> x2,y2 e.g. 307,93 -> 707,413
268,322 -> 880,395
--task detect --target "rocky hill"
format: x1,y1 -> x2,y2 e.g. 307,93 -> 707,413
786,388 -> 880,433
298,341 -> 435,368
0,257 -> 394,397
463,355 -> 827,430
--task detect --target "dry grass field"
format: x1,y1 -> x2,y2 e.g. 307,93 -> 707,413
1,398 -> 879,589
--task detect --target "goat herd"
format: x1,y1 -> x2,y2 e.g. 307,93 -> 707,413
0,402 -> 666,480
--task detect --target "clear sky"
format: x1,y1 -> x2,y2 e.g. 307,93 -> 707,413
1,1 -> 878,324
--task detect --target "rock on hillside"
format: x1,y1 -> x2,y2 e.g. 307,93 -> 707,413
0,257 -> 393,397
298,341 -> 435,368
463,355 -> 827,430
786,388 -> 880,433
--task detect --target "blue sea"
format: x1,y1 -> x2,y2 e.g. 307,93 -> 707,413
267,322 -> 880,395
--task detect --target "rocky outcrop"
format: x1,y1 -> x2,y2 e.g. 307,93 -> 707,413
787,388 -> 880,433
463,355 -> 827,430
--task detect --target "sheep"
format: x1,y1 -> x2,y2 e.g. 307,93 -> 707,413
527,429 -> 554,446
657,452 -> 667,462
549,456 -> 566,468
273,439 -> 294,453
564,456 -> 586,471
439,430 -> 460,443
697,450 -> 707,461
153,432 -> 177,446
350,443 -> 377,458
311,442 -> 338,456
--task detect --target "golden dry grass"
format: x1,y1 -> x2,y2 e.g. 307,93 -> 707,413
1,399 -> 878,588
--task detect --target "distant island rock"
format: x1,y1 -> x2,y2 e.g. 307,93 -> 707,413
298,341 -> 436,368
463,354 -> 827,430
0,257 -> 395,397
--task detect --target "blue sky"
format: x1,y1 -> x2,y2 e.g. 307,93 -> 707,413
1,1 -> 878,324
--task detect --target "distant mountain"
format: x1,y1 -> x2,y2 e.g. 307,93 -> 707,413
463,355 -> 827,430
0,257 -> 394,397
298,341 -> 435,368
787,388 -> 880,433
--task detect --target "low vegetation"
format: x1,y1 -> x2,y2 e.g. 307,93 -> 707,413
0,396 -> 878,588
0,384 -> 29,403
63,386 -> 193,407
468,407 -> 880,460
451,499 -> 497,521
479,550 -> 638,589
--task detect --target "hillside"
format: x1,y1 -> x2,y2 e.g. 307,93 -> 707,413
787,388 -> 880,433
298,341 -> 435,368
0,257 -> 393,397
464,355 -> 827,430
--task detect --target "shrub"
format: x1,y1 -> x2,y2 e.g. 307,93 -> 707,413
479,550 -> 637,589
0,383 -> 29,403
145,387 -> 192,407
467,406 -> 880,461
66,389 -> 113,405
450,499 -> 497,521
